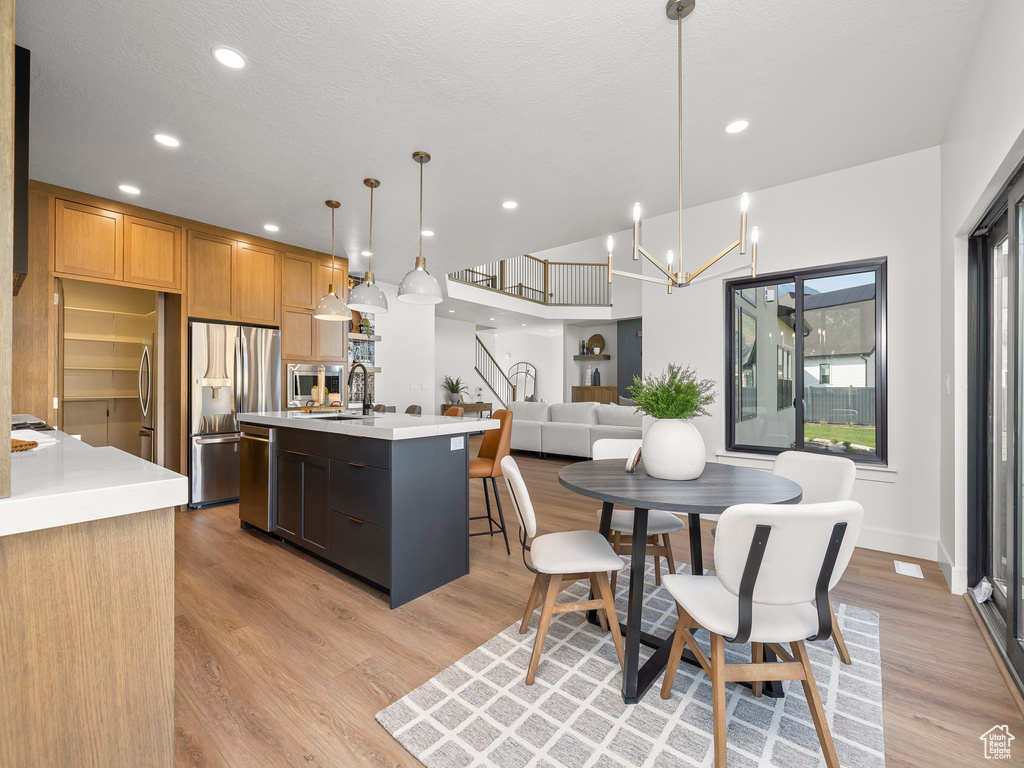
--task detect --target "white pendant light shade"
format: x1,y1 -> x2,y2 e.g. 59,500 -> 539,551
398,256 -> 443,304
315,199 -> 352,321
348,279 -> 389,313
398,151 -> 444,305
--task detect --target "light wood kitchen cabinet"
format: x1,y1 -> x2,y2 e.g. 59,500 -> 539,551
54,200 -> 123,280
317,257 -> 348,300
282,309 -> 314,360
315,317 -> 346,362
187,231 -> 235,321
234,242 -> 280,326
282,252 -> 316,309
123,216 -> 182,290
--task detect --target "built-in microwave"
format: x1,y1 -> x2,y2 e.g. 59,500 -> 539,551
287,363 -> 344,408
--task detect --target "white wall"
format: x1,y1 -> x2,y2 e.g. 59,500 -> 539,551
371,282 -> 435,413
938,0 -> 1024,594
434,317 -> 489,410
564,322 -> 618,400
630,148 -> 941,561
481,329 -> 564,404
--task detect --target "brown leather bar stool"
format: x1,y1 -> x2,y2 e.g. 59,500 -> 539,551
445,406 -> 465,417
469,409 -> 513,554
372,404 -> 385,413
405,405 -> 422,415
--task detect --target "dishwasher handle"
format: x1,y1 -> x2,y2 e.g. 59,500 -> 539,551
195,434 -> 241,446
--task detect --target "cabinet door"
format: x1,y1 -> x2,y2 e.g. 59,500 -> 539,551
234,242 -> 280,326
300,454 -> 330,556
282,309 -> 314,361
316,258 -> 348,301
282,252 -> 316,309
123,216 -> 182,290
315,318 -> 346,362
187,231 -> 235,320
54,200 -> 123,280
275,449 -> 303,543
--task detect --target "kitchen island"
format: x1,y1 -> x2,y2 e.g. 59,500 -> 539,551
237,410 -> 499,608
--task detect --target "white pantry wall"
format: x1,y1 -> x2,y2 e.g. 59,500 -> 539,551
371,282 -> 436,414
938,0 -> 1024,594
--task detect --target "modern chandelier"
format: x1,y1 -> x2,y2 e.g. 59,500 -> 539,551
314,200 -> 353,321
397,151 -> 443,304
607,0 -> 759,294
347,178 -> 390,314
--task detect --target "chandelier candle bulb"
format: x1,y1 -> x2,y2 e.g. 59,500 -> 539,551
751,226 -> 760,277
606,236 -> 614,285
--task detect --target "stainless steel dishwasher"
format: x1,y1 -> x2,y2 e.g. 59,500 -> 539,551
239,425 -> 275,532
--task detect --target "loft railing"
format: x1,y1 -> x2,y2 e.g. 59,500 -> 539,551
449,254 -> 611,307
475,335 -> 516,408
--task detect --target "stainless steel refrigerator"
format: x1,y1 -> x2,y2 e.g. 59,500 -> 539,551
188,322 -> 281,508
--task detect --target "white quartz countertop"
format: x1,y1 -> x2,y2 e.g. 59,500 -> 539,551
0,418 -> 187,538
238,410 -> 500,440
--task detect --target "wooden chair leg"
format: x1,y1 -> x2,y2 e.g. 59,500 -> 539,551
663,533 -> 677,575
829,601 -> 852,665
751,642 -> 764,697
654,544 -> 662,585
711,632 -> 728,768
520,573 -> 545,634
660,613 -> 687,699
526,574 -> 561,685
610,532 -> 622,594
793,640 -> 840,768
592,572 -> 625,670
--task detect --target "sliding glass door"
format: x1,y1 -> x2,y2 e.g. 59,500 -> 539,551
972,172 -> 1024,681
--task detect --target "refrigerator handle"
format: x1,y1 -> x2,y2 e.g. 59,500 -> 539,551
234,336 -> 243,415
240,331 -> 250,411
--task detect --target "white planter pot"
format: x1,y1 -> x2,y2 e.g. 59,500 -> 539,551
642,418 -> 706,480
447,393 -> 461,404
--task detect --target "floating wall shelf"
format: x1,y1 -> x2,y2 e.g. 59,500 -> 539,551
573,354 -> 611,361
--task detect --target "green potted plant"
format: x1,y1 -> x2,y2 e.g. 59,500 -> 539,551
442,375 -> 468,405
627,363 -> 716,480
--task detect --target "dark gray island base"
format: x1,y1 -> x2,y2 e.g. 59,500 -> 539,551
240,415 -> 495,608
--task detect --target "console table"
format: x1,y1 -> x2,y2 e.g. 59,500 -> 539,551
440,402 -> 493,418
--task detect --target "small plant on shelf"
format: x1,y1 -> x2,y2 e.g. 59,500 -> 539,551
442,375 -> 469,404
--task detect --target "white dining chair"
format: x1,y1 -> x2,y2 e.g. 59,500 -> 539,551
501,455 -> 625,685
772,450 -> 856,663
591,438 -> 686,592
660,500 -> 863,768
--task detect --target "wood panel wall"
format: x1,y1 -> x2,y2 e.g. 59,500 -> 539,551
0,0 -> 14,497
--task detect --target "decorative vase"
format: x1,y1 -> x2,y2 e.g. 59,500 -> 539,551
593,367 -> 601,386
447,392 -> 460,404
642,418 -> 706,480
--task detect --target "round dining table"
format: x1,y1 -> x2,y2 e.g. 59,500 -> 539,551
558,459 -> 802,704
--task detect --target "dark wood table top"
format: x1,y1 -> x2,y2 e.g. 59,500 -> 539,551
558,460 -> 802,514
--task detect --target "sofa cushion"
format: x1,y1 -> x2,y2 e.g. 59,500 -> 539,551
542,422 -> 593,458
548,402 -> 598,425
595,404 -> 642,428
511,420 -> 543,452
510,401 -> 551,423
591,424 -> 643,446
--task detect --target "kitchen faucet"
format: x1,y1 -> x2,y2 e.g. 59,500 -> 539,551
347,363 -> 372,415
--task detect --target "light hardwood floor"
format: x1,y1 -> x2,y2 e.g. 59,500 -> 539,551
174,442 -> 1023,767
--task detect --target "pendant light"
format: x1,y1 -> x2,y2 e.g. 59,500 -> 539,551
397,151 -> 443,305
347,178 -> 390,314
314,200 -> 353,321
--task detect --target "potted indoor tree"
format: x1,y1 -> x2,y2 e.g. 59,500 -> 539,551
628,363 -> 716,480
442,375 -> 468,405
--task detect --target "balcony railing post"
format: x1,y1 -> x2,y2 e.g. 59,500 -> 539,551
543,259 -> 550,304
499,260 -> 506,292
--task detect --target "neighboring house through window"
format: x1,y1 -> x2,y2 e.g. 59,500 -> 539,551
725,259 -> 887,463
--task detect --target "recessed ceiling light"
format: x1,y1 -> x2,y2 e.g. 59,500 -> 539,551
212,46 -> 246,69
118,184 -> 140,195
421,230 -> 434,237
725,119 -> 749,134
360,250 -> 372,257
263,223 -> 279,232
521,323 -> 526,327
503,201 -> 518,209
489,317 -> 495,321
448,309 -> 455,313
153,133 -> 180,147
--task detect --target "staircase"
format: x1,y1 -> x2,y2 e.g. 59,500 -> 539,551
475,336 -> 516,408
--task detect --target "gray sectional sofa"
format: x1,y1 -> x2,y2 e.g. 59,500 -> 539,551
509,401 -> 643,458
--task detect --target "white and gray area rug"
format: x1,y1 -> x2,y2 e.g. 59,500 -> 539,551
377,560 -> 885,768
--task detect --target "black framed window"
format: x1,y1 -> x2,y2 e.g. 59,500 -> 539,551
725,259 -> 887,464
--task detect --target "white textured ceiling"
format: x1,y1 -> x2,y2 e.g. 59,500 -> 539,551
16,0 -> 986,283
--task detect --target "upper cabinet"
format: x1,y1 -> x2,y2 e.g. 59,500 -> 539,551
234,242 -> 280,326
54,199 -> 183,290
54,200 -> 123,281
124,216 -> 182,290
282,252 -> 316,309
187,231 -> 235,321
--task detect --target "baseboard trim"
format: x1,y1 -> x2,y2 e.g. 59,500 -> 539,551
856,525 -> 937,561
938,538 -> 968,594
